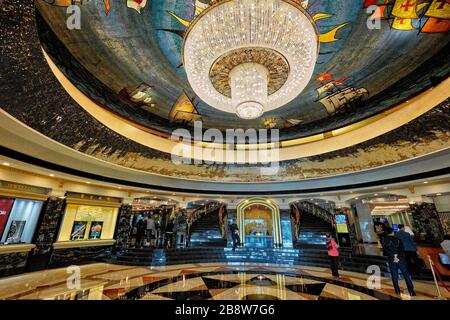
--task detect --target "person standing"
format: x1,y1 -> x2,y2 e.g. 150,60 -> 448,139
382,227 -> 416,296
229,219 -> 241,251
165,219 -> 175,250
135,218 -> 146,248
374,218 -> 387,246
146,215 -> 157,247
396,224 -> 420,274
326,233 -> 340,278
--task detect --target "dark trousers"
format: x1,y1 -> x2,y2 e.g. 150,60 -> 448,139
329,256 -> 340,277
136,234 -> 143,247
232,234 -> 241,250
387,258 -> 415,295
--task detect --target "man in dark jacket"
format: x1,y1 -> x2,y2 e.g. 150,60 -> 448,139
396,224 -> 421,274
135,218 -> 146,248
229,219 -> 241,251
374,218 -> 387,244
382,227 -> 416,296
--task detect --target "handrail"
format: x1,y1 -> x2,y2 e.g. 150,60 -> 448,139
294,201 -> 335,226
427,255 -> 449,299
186,203 -> 222,244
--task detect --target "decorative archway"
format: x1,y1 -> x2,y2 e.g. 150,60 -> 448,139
237,199 -> 282,247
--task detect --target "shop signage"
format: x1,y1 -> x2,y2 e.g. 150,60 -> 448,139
0,180 -> 50,195
66,192 -> 122,203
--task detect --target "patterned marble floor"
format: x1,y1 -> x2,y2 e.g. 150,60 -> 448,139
0,263 -> 448,300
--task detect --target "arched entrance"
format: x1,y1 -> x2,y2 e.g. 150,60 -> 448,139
237,199 -> 282,248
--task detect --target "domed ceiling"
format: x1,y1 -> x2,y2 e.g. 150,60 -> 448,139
35,0 -> 450,137
0,0 -> 449,188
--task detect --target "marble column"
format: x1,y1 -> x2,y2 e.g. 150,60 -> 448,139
354,202 -> 378,243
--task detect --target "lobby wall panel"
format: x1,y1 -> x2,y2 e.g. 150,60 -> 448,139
48,246 -> 113,268
27,197 -> 65,272
114,204 -> 133,249
0,252 -> 28,277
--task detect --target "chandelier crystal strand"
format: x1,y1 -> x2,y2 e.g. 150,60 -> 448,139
183,0 -> 318,119
230,63 -> 268,119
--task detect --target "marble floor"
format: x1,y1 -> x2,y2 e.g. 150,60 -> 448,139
0,263 -> 448,300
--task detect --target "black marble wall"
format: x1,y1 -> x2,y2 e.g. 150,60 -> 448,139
410,203 -> 445,246
114,204 -> 133,250
49,246 -> 113,268
0,252 -> 29,277
26,197 -> 65,271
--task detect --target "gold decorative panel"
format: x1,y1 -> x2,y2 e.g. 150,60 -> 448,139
209,47 -> 290,97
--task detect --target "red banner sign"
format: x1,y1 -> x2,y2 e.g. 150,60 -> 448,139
0,198 -> 14,239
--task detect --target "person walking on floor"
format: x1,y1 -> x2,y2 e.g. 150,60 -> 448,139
396,224 -> 421,274
382,227 -> 416,297
326,233 -> 340,278
229,219 -> 241,251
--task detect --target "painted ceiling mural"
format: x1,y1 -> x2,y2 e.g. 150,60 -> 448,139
0,1 -> 449,184
35,0 -> 450,137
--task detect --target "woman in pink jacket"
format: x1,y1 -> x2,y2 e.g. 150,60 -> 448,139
326,233 -> 340,278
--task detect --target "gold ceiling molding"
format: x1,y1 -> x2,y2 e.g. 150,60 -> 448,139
43,49 -> 450,163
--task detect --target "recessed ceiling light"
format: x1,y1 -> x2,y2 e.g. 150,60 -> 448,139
355,197 -> 359,200
436,193 -> 442,196
383,187 -> 388,190
423,181 -> 428,184
374,193 -> 378,196
2,162 -> 10,166
86,181 -> 91,184
49,174 -> 55,177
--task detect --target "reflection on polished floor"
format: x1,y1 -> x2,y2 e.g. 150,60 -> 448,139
0,263 -> 448,301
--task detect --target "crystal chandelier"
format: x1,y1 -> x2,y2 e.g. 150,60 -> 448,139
183,0 -> 319,119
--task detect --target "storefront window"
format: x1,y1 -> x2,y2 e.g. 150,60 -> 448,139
0,198 -> 44,244
57,204 -> 119,242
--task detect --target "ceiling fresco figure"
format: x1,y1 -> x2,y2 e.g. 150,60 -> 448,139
364,0 -> 450,32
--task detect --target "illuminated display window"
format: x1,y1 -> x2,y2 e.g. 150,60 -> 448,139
0,198 -> 44,244
57,204 -> 119,242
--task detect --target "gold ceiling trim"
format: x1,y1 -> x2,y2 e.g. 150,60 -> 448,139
43,49 -> 450,163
